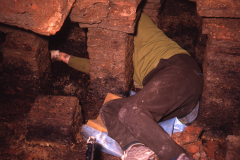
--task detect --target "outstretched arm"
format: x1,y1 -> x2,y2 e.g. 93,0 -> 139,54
51,50 -> 89,75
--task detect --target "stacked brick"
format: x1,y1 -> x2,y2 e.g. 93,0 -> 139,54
0,24 -> 51,96
70,0 -> 142,33
172,126 -> 224,160
69,0 -> 142,97
196,1 -> 240,136
87,28 -> 134,96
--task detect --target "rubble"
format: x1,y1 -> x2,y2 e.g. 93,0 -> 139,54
172,126 -> 226,160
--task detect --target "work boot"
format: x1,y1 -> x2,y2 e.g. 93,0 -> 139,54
50,50 -> 61,61
172,153 -> 193,160
121,143 -> 158,160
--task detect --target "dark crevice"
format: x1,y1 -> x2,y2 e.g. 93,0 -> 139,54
159,0 -> 205,69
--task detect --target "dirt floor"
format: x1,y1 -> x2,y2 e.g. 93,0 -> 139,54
0,0 -> 234,159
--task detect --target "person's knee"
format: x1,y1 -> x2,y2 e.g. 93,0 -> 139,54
118,105 -> 138,124
99,101 -> 113,120
99,100 -> 121,122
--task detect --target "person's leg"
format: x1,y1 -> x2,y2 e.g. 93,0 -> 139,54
100,98 -> 140,147
100,54 -> 202,160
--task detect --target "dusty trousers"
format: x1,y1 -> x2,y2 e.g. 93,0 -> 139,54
100,54 -> 203,160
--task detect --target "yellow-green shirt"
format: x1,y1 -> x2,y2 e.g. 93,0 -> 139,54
133,13 -> 189,86
68,13 -> 190,87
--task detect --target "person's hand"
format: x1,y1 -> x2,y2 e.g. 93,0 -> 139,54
59,52 -> 71,64
50,50 -> 61,61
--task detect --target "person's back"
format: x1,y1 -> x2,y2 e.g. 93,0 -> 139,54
132,13 -> 189,87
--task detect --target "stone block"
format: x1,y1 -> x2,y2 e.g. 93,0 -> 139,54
0,24 -> 51,95
26,95 -> 82,145
172,132 -> 181,146
0,0 -> 75,36
87,28 -> 134,96
69,0 -> 109,25
70,0 -> 141,33
199,18 -> 240,136
202,18 -> 240,42
200,76 -> 240,136
196,0 -> 240,18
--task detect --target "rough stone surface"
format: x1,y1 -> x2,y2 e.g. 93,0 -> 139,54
0,0 -> 75,36
70,0 -> 142,33
203,140 -> 219,159
198,18 -> 240,137
26,95 -> 82,145
172,126 -> 226,159
180,126 -> 203,145
87,27 -> 134,97
196,0 -> 240,18
142,0 -> 162,25
182,140 -> 201,154
226,135 -> 240,160
0,24 -> 51,96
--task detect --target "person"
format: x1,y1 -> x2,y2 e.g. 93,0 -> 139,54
51,13 -> 202,160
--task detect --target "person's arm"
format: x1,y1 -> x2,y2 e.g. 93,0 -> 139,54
68,55 -> 89,75
51,50 -> 89,75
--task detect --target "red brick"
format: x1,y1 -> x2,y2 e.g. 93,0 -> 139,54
182,142 -> 200,154
180,126 -> 202,144
203,140 -> 219,159
205,140 -> 219,152
203,145 -> 215,159
172,132 -> 182,146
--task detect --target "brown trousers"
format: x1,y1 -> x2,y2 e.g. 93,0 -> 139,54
100,54 -> 203,160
